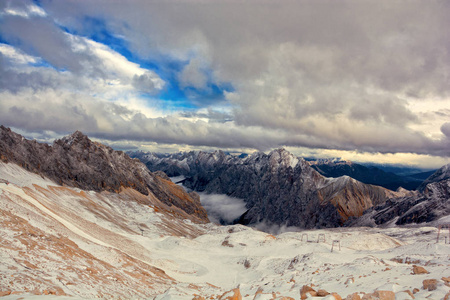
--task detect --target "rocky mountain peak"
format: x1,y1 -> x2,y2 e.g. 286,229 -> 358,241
268,148 -> 299,170
55,130 -> 92,148
0,126 -> 209,223
419,163 -> 450,191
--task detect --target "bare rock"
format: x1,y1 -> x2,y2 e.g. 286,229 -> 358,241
0,126 -> 209,223
412,265 -> 428,275
345,277 -> 355,285
317,289 -> 330,296
331,293 -> 343,300
345,293 -> 361,300
442,276 -> 450,287
219,288 -> 242,300
422,279 -> 438,291
300,285 -> 317,299
0,291 -> 12,297
362,290 -> 395,300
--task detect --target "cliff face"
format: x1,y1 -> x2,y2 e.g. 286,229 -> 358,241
0,126 -> 208,223
317,176 -> 398,222
131,148 -> 401,228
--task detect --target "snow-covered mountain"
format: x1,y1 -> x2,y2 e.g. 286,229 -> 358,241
0,126 -> 208,223
308,159 -> 423,191
130,149 -> 407,228
1,158 -> 450,299
1,128 -> 450,299
354,164 -> 450,227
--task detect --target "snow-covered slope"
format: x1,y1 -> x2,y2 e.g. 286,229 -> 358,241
1,161 -> 449,300
0,126 -> 208,223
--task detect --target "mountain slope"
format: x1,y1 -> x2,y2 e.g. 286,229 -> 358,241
1,162 -> 450,299
131,149 -> 403,228
352,164 -> 450,226
0,126 -> 208,223
309,159 -> 423,190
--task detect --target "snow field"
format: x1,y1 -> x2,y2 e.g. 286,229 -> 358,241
1,163 -> 449,299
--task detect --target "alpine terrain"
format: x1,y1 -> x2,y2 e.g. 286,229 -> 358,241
0,127 -> 449,299
130,150 -> 414,228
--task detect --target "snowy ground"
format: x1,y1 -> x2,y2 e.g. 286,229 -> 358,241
1,162 -> 449,299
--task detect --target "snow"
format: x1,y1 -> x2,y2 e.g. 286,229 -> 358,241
1,162 -> 450,299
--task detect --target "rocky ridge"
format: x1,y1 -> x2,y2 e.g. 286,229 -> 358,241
309,159 -> 423,191
0,126 -> 208,223
353,163 -> 450,227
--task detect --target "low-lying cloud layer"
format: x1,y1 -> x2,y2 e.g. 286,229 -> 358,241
1,0 -> 450,166
197,192 -> 247,225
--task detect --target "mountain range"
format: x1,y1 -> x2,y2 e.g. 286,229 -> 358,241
308,159 -> 429,191
1,126 -> 450,299
130,150 -> 416,228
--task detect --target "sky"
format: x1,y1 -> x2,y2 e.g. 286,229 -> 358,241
0,0 -> 450,169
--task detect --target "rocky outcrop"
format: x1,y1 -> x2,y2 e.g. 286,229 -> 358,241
317,176 -> 398,222
0,126 -> 208,223
131,148 -> 400,228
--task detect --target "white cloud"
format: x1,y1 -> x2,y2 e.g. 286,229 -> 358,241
3,4 -> 46,18
1,0 -> 450,167
0,43 -> 40,65
197,192 -> 247,224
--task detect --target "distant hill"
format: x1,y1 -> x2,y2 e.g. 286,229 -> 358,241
307,159 -> 426,191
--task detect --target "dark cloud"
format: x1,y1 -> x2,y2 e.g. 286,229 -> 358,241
1,0 -> 450,160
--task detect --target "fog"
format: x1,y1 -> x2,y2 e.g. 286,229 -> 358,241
197,192 -> 247,225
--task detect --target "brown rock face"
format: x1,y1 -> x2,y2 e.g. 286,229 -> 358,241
0,126 -> 208,223
317,176 -> 396,222
422,279 -> 438,291
412,265 -> 429,275
345,293 -> 361,300
317,289 -> 330,296
362,290 -> 395,300
219,288 -> 242,300
300,285 -> 317,299
332,293 -> 343,300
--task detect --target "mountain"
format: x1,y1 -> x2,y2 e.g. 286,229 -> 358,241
1,128 -> 449,299
130,149 -> 405,228
351,163 -> 450,226
0,126 -> 208,223
2,160 -> 449,299
308,159 -> 423,191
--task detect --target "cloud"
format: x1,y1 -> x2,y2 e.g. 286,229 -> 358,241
1,0 -> 450,164
2,1 -> 47,18
178,57 -> 208,90
441,123 -> 450,138
197,192 -> 247,224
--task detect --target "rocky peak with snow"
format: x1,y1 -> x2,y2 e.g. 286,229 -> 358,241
0,126 -> 208,223
350,165 -> 450,227
130,148 -> 401,228
418,163 -> 450,192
